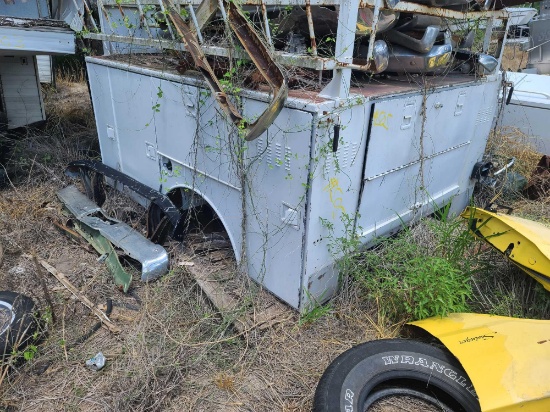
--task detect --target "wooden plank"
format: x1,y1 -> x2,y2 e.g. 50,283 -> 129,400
23,254 -> 121,333
187,257 -> 290,334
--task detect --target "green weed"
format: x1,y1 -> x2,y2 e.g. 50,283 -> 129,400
347,207 -> 483,322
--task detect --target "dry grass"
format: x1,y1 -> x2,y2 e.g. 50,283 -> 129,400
1,71 -> 550,411
471,125 -> 550,320
0,80 -> 376,411
501,44 -> 528,73
486,127 -> 541,178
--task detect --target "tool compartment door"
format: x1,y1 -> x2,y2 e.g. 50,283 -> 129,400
419,86 -> 482,214
244,100 -> 314,309
356,86 -> 483,241
357,95 -> 424,240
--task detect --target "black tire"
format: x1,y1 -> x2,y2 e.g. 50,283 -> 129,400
314,339 -> 480,412
0,291 -> 38,357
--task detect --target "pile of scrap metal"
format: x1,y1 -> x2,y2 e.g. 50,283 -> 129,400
195,3 -> 491,76
55,175 -> 171,292
79,0 -> 512,86
273,7 -> 479,75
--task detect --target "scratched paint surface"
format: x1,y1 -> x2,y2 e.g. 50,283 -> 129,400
411,313 -> 550,411
0,35 -> 25,49
323,177 -> 346,218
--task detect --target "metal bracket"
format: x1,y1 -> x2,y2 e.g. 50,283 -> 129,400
69,217 -> 133,292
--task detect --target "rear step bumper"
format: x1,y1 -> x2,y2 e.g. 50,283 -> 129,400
66,160 -> 182,230
57,185 -> 169,282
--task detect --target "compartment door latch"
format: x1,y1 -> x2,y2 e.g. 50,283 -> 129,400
455,92 -> 467,116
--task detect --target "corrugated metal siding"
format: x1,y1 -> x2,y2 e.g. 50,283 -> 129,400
0,56 -> 45,129
37,55 -> 53,83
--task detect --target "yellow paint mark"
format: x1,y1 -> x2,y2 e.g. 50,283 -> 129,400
427,52 -> 451,69
373,110 -> 393,130
356,23 -> 371,35
323,177 -> 346,218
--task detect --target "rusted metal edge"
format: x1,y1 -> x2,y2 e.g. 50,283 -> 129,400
0,16 -> 71,29
374,0 -> 509,19
162,0 -> 243,126
305,0 -> 318,57
162,0 -> 287,141
225,1 -> 288,141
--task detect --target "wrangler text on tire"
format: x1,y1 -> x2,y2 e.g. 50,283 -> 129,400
314,339 -> 480,412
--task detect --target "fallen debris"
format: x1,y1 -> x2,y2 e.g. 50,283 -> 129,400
51,219 -> 95,253
186,255 -> 290,335
462,207 -> 550,292
69,217 -> 133,292
177,261 -> 195,267
85,352 -> 106,371
24,255 -> 120,333
57,185 -> 169,287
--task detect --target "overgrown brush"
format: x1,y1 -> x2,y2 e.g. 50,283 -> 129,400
333,204 -> 550,325
349,209 -> 482,323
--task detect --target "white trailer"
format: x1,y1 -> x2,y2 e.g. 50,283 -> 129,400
0,2 -> 76,130
501,71 -> 550,154
73,0 -> 510,311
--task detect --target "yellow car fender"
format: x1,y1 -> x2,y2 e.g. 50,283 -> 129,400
462,207 -> 550,291
410,313 -> 550,412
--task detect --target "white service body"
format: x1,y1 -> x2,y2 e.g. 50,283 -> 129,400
87,56 -> 500,311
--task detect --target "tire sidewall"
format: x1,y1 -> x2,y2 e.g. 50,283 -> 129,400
315,339 -> 480,412
0,299 -> 15,335
0,291 -> 37,356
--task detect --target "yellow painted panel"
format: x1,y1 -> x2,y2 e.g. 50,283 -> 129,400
410,314 -> 550,412
462,207 -> 550,291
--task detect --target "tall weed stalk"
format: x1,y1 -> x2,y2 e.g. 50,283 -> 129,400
351,205 -> 482,322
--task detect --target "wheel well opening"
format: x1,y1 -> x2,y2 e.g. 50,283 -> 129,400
166,187 -> 236,259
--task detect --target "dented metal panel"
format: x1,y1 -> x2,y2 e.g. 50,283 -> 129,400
463,207 -> 550,291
